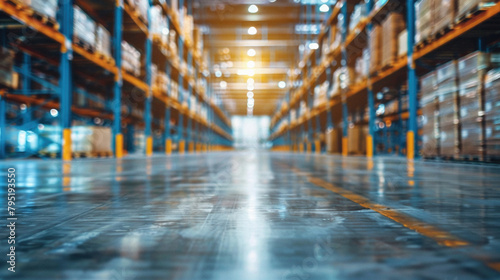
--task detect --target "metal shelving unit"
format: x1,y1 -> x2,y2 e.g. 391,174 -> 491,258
269,0 -> 500,160
0,0 -> 233,160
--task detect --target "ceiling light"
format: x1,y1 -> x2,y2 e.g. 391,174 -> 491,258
269,0 -> 276,2
220,81 -> 227,89
248,27 -> 257,35
50,109 -> 58,117
247,92 -> 254,98
321,0 -> 329,3
247,70 -> 255,76
215,70 -> 222,77
278,81 -> 286,88
308,42 -> 319,49
247,84 -> 254,91
247,78 -> 254,84
319,4 -> 329,12
247,61 -> 255,68
247,49 -> 256,57
248,5 -> 258,13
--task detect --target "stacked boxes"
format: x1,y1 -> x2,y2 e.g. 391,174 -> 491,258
313,82 -> 329,108
485,68 -> 500,158
72,126 -> 112,153
398,30 -> 408,58
457,0 -> 496,21
420,72 -> 439,157
355,49 -> 369,84
349,3 -> 367,32
369,24 -> 382,74
415,0 -> 433,44
151,5 -> 169,44
326,128 -> 342,154
127,0 -> 149,24
434,0 -> 456,33
381,13 -> 405,68
122,41 -> 141,77
457,52 -> 488,157
29,0 -> 58,21
96,25 -> 112,58
73,6 -> 97,49
348,125 -> 367,154
0,47 -> 17,89
436,61 -> 459,157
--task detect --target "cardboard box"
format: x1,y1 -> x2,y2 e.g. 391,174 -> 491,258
381,13 -> 405,68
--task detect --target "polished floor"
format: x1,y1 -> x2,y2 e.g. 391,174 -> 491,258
1,151 -> 500,279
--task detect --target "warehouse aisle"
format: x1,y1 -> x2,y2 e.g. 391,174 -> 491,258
1,152 -> 500,279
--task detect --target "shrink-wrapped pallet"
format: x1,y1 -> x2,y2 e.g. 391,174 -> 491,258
415,0 -> 433,44
484,68 -> 500,158
381,13 -> 405,68
73,5 -> 96,49
122,41 -> 141,77
348,125 -> 367,154
96,25 -> 111,58
72,126 -> 112,153
369,24 -> 382,74
457,0 -> 496,21
0,47 -> 17,89
420,71 -> 439,157
326,128 -> 342,154
30,0 -> 58,21
434,0 -> 456,34
398,30 -> 408,58
436,61 -> 459,157
349,3 -> 367,32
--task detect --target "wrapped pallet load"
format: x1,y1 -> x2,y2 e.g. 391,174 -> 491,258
96,25 -> 112,59
415,0 -> 433,45
73,6 -> 97,50
458,52 -> 486,158
434,0 -> 456,34
436,60 -> 459,158
484,68 -> 500,159
457,0 -> 496,22
381,13 -> 405,69
121,41 -> 141,77
420,71 -> 439,157
348,124 -> 367,155
29,0 -> 58,21
151,5 -> 169,44
0,47 -> 17,89
369,24 -> 382,75
72,126 -> 112,154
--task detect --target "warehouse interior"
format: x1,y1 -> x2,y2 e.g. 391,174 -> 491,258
1,0 -> 500,279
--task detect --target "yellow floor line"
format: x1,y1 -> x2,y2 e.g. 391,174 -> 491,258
287,166 -> 469,248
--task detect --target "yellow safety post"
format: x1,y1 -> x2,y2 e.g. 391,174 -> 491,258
407,131 -> 415,160
315,140 -> 321,154
179,140 -> 185,154
165,139 -> 172,155
342,137 -> 348,156
115,133 -> 123,159
366,135 -> 373,158
62,128 -> 72,161
146,136 -> 153,156
188,142 -> 195,153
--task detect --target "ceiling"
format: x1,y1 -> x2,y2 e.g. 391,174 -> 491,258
193,0 -> 331,116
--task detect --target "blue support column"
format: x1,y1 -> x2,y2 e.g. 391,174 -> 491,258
187,53 -> 193,153
113,0 -> 124,158
145,1 -> 153,156
366,0 -> 375,157
341,0 -> 349,156
60,0 -> 73,161
407,0 -> 418,159
165,63 -> 172,154
178,36 -> 185,153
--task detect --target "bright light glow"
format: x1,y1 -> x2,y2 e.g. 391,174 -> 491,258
215,70 -> 222,77
247,49 -> 256,57
278,81 -> 286,88
38,124 -> 44,130
247,91 -> 254,98
220,81 -> 227,89
50,109 -> 58,117
248,5 -> 258,13
269,0 -> 276,2
247,78 -> 254,84
321,0 -> 329,2
308,42 -> 319,49
248,27 -> 257,35
247,84 -> 254,91
319,4 -> 329,12
247,69 -> 255,76
20,104 -> 27,111
247,61 -> 255,68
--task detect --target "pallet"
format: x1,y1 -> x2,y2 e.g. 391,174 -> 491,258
95,52 -> 114,65
74,37 -> 95,53
39,151 -> 59,158
5,0 -> 60,30
455,3 -> 491,25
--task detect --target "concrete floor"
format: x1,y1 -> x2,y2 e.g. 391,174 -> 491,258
1,151 -> 500,279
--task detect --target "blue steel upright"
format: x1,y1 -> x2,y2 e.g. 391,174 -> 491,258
113,0 -> 124,158
407,0 -> 418,159
340,0 -> 349,156
145,0 -> 153,156
366,0 -> 375,157
60,0 -> 74,161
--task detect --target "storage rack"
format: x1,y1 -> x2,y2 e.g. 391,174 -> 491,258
269,0 -> 500,160
0,0 -> 233,160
